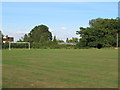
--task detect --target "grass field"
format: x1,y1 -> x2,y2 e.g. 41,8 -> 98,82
2,49 -> 118,88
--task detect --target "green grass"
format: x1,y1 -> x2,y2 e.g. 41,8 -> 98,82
2,49 -> 118,88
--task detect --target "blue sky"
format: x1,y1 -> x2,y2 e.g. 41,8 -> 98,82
2,2 -> 118,41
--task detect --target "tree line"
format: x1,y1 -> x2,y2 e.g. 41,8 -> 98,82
2,18 -> 120,49
76,18 -> 120,48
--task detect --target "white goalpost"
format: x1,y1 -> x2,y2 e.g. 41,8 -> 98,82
9,42 -> 30,50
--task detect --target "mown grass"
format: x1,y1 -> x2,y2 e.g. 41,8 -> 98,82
2,49 -> 118,88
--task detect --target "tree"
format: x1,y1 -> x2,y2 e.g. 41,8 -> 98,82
17,36 -> 24,42
53,36 -> 57,42
17,39 -> 23,42
28,25 -> 52,43
23,34 -> 29,42
71,37 -> 78,43
66,37 -> 78,43
0,31 -> 2,47
66,38 -> 69,43
76,18 -> 119,48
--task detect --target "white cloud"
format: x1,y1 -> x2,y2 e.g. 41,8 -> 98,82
13,31 -> 29,34
49,28 -> 55,37
49,28 -> 53,32
61,27 -> 67,30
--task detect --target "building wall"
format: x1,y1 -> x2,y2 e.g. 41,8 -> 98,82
3,35 -> 14,43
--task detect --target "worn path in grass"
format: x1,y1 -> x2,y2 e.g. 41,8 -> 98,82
2,49 -> 118,88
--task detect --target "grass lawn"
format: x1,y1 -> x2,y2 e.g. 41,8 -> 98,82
2,49 -> 118,88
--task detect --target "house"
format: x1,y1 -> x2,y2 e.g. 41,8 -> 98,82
3,35 -> 14,43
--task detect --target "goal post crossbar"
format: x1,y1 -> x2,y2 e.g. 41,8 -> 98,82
9,42 -> 30,50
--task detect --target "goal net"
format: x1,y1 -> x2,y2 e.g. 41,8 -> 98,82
9,42 -> 30,50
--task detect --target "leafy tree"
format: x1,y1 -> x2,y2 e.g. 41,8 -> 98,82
28,25 -> 52,42
23,34 -> 29,42
71,37 -> 78,43
66,37 -> 78,43
76,18 -> 119,48
66,38 -> 69,43
0,31 -> 2,47
53,36 -> 57,42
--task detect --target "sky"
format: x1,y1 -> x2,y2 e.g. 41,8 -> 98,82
1,0 -> 119,2
2,2 -> 118,41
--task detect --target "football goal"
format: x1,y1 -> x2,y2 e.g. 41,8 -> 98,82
9,42 -> 30,50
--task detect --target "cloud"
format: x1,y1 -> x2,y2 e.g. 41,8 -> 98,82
49,28 -> 53,32
13,31 -> 29,34
61,27 -> 67,30
49,28 -> 55,37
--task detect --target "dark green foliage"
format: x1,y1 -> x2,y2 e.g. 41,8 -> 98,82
58,44 -> 75,49
10,18 -> 120,49
28,25 -> 52,43
23,34 -> 29,42
2,43 -> 29,49
31,41 -> 56,49
66,37 -> 78,43
56,40 -> 64,43
66,38 -> 69,43
96,44 -> 102,49
31,41 -> 75,49
2,40 -> 76,50
76,18 -> 119,48
118,19 -> 120,47
53,36 -> 57,43
0,31 -> 2,49
2,43 -> 9,49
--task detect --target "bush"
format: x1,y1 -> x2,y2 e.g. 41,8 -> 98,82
2,42 -> 29,49
96,44 -> 102,49
2,41 -> 82,49
2,43 -> 9,49
30,41 -> 77,49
